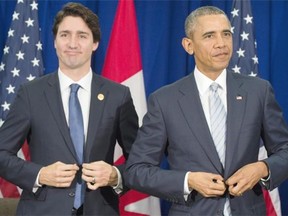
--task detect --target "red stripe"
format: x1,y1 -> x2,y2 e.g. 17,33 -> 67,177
0,178 -> 20,198
119,190 -> 150,216
263,189 -> 277,216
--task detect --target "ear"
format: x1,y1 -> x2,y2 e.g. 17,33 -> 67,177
92,42 -> 99,51
182,37 -> 194,55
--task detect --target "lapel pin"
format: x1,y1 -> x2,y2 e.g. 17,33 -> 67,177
98,93 -> 104,101
236,95 -> 242,100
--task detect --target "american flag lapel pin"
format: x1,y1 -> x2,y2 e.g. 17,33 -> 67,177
236,95 -> 243,100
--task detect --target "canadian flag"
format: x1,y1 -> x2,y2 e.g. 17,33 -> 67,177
101,0 -> 161,215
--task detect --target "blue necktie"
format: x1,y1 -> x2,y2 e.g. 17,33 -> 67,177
209,83 -> 231,216
209,83 -> 226,166
69,84 -> 84,209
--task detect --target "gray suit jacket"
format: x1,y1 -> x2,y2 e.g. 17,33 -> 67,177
0,72 -> 139,215
125,71 -> 288,215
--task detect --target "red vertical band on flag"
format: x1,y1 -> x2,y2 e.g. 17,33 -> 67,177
102,0 -> 160,215
102,0 -> 142,82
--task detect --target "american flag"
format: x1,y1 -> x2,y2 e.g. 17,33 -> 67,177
0,0 -> 43,197
228,0 -> 281,215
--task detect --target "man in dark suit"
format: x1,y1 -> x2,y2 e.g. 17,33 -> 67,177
125,6 -> 288,215
0,2 -> 138,215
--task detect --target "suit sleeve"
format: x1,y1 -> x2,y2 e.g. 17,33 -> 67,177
124,93 -> 187,204
114,87 -> 139,190
261,81 -> 288,190
0,85 -> 42,191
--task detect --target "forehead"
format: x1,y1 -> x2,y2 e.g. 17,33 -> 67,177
195,14 -> 231,33
58,16 -> 90,33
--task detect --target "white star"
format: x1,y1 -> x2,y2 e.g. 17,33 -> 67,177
30,1 -> 38,10
8,28 -> 14,37
1,101 -> 10,111
21,34 -> 30,44
16,51 -> 25,60
232,65 -> 241,73
11,67 -> 20,77
3,46 -> 10,54
249,72 -> 257,77
17,0 -> 24,3
0,119 -> 4,127
12,11 -> 20,20
231,26 -> 235,34
240,31 -> 249,41
6,84 -> 15,94
244,14 -> 253,24
231,8 -> 239,17
25,18 -> 34,27
236,48 -> 245,57
252,55 -> 259,64
36,41 -> 42,50
31,57 -> 40,67
0,62 -> 5,71
27,74 -> 36,81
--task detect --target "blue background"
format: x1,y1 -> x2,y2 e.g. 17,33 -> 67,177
1,0 -> 288,214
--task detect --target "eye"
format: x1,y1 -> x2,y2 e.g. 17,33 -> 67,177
59,33 -> 67,38
205,34 -> 213,39
223,31 -> 232,37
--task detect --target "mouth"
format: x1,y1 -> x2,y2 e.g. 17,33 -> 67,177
213,52 -> 228,57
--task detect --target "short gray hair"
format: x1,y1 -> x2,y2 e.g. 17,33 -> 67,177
184,6 -> 230,38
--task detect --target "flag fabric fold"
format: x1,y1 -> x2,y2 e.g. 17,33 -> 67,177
0,0 -> 43,198
228,1 -> 281,215
102,0 -> 161,215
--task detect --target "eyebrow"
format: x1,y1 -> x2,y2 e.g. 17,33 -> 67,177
58,30 -> 90,35
202,29 -> 232,37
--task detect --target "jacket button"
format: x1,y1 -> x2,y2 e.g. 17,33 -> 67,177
69,192 -> 75,197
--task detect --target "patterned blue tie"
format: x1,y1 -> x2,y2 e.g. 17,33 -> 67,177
69,84 -> 84,209
209,83 -> 231,216
209,83 -> 226,165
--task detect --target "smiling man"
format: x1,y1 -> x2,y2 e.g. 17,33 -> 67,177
125,6 -> 288,216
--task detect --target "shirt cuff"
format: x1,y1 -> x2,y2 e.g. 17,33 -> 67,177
260,160 -> 271,188
33,171 -> 42,193
184,172 -> 192,200
112,166 -> 123,194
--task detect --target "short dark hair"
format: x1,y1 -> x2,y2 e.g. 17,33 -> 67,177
185,6 -> 230,38
52,2 -> 101,43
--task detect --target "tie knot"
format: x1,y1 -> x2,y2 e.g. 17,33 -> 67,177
210,82 -> 219,92
70,83 -> 81,94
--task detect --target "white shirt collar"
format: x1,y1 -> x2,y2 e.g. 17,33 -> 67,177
58,68 -> 93,93
194,66 -> 227,95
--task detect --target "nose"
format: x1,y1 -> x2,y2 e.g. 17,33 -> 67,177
215,35 -> 225,48
68,36 -> 78,49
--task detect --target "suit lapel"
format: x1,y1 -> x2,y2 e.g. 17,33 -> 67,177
44,73 -> 78,161
224,72 -> 247,176
178,74 -> 223,173
84,74 -> 106,162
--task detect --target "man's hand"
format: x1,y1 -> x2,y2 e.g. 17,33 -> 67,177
39,161 -> 79,187
226,161 -> 269,196
82,160 -> 118,190
188,172 -> 226,197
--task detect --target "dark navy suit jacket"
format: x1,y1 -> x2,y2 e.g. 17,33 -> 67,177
125,71 -> 288,215
0,72 -> 138,215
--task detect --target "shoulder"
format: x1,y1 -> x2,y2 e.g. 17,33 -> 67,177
229,71 -> 271,89
92,73 -> 129,91
152,74 -> 192,97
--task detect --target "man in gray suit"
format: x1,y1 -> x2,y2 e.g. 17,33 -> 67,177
125,6 -> 288,215
0,2 -> 138,215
